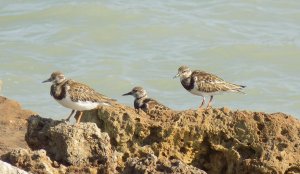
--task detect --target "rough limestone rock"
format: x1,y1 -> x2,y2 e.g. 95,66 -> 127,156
2,148 -> 65,174
2,96 -> 300,174
79,103 -> 300,174
1,148 -> 108,174
124,154 -> 207,174
0,160 -> 28,174
24,116 -> 118,173
0,96 -> 35,155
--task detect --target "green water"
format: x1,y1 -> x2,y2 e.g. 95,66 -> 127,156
0,1 -> 299,119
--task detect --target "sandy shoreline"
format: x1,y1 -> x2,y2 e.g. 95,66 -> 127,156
0,96 -> 34,155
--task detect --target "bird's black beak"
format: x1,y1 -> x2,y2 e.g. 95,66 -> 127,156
122,91 -> 133,96
42,77 -> 52,83
173,73 -> 180,79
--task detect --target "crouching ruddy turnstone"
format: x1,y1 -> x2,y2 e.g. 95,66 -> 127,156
43,71 -> 115,124
174,65 -> 245,109
122,87 -> 170,116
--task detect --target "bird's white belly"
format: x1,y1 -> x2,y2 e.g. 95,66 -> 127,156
55,94 -> 102,111
189,87 -> 225,97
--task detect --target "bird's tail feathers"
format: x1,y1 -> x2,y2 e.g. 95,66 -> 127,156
102,98 -> 117,106
98,102 -> 111,106
228,83 -> 246,94
236,89 -> 246,94
239,85 -> 246,88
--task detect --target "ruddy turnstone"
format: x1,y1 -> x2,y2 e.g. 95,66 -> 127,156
174,65 -> 245,109
43,71 -> 115,124
122,86 -> 170,115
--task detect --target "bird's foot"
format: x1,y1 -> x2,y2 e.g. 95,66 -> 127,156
135,109 -> 141,115
205,106 -> 212,110
61,118 -> 70,123
197,107 -> 205,112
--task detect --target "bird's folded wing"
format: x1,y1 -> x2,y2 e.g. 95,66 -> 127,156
143,98 -> 170,111
192,71 -> 232,93
68,80 -> 115,103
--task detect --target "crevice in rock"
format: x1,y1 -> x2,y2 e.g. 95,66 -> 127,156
142,126 -> 163,145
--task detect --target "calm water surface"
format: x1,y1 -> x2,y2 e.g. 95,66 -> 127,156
0,1 -> 299,119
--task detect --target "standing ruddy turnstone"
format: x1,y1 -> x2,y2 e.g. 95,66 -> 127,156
43,71 -> 115,124
174,65 -> 245,109
122,86 -> 170,116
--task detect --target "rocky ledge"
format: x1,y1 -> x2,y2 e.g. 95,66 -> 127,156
1,98 -> 300,174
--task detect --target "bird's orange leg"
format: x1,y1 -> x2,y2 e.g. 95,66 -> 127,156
206,96 -> 214,109
76,111 -> 83,124
199,97 -> 206,109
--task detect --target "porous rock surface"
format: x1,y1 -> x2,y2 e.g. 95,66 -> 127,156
80,103 -> 300,174
123,154 -> 206,174
2,148 -> 65,174
24,117 -> 118,173
1,100 -> 300,174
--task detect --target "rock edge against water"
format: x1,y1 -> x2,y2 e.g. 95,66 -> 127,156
0,97 -> 300,174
